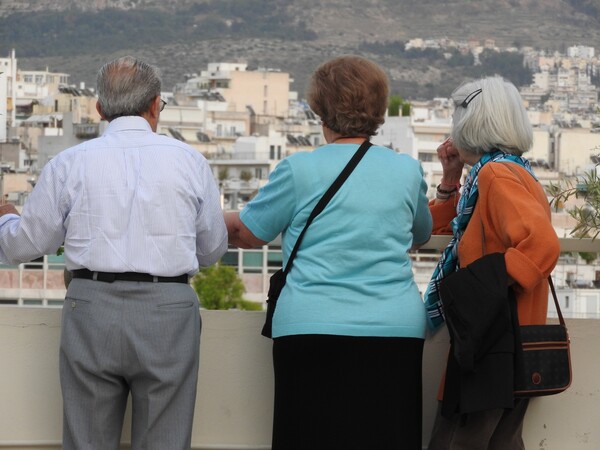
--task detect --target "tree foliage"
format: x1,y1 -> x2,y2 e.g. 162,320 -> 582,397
357,41 -> 530,90
469,50 -> 533,87
358,40 -> 407,57
191,263 -> 262,310
388,94 -> 411,116
446,49 -> 475,67
0,2 -> 317,57
566,0 -> 600,20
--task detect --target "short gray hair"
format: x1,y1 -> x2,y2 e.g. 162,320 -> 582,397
451,76 -> 533,156
96,56 -> 162,120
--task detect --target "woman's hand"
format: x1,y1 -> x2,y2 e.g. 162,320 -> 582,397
437,138 -> 464,187
224,211 -> 267,249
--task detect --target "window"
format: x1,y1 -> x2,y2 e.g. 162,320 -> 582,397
277,146 -> 282,159
269,145 -> 275,159
35,75 -> 43,84
255,168 -> 263,179
264,85 -> 268,97
24,75 -> 33,83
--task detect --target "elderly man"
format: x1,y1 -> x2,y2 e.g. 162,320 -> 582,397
0,56 -> 228,449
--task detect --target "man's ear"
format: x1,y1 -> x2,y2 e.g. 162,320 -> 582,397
96,101 -> 107,121
141,96 -> 161,132
149,96 -> 161,119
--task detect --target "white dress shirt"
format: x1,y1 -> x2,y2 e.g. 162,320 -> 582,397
0,116 -> 228,276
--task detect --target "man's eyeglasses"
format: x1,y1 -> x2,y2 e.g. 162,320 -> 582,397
459,88 -> 482,108
159,99 -> 167,112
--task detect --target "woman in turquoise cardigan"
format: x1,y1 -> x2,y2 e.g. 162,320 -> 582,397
226,55 -> 432,450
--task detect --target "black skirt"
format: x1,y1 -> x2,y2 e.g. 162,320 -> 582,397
271,334 -> 424,450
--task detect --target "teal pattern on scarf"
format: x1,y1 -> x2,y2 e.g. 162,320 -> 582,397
424,149 -> 536,331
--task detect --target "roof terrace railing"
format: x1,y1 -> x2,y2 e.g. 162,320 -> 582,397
1,236 -> 600,307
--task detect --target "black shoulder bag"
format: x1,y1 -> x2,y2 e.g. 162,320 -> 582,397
513,276 -> 572,397
261,140 -> 373,338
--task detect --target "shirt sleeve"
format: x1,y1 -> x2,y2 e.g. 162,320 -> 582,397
195,160 -> 228,268
240,159 -> 296,242
0,161 -> 67,265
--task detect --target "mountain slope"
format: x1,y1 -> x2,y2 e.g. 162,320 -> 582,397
1,0 -> 599,99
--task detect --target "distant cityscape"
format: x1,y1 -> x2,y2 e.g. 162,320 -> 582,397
1,42 -> 600,319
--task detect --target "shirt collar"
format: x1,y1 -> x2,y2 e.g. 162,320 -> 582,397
103,116 -> 153,134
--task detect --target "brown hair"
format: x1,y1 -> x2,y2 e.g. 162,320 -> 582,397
307,55 -> 389,137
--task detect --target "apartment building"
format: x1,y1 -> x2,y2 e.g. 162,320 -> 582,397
0,49 -> 17,143
174,62 -> 290,118
210,133 -> 286,210
15,68 -> 70,121
554,128 -> 600,175
157,97 -> 248,155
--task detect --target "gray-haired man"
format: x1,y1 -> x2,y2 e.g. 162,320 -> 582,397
0,56 -> 228,449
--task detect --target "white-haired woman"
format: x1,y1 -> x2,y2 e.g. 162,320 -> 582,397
425,77 -> 560,450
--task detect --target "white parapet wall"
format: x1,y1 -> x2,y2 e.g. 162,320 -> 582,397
0,307 -> 598,450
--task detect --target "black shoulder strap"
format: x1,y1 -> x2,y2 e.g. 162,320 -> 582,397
284,140 -> 373,274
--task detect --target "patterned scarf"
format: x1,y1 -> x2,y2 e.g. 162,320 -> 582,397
424,149 -> 535,331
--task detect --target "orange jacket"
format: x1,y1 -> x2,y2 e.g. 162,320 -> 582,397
430,162 -> 560,326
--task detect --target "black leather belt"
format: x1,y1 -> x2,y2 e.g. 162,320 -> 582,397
72,269 -> 189,284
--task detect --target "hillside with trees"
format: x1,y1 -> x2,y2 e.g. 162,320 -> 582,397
1,0 -> 599,99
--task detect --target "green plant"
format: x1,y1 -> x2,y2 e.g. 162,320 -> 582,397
549,165 -> 600,240
579,250 -> 597,264
240,170 -> 253,182
218,167 -> 229,181
388,94 -> 411,117
549,157 -> 600,262
191,262 -> 262,310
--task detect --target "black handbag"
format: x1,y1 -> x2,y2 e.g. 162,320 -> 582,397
513,277 -> 572,397
261,140 -> 373,338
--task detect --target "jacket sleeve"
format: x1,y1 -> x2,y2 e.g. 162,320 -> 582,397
479,165 -> 559,291
429,196 -> 459,235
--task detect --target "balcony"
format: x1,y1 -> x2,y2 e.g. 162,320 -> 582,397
73,123 -> 100,139
0,238 -> 599,449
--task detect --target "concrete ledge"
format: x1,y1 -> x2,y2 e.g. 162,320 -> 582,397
0,308 -> 598,449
